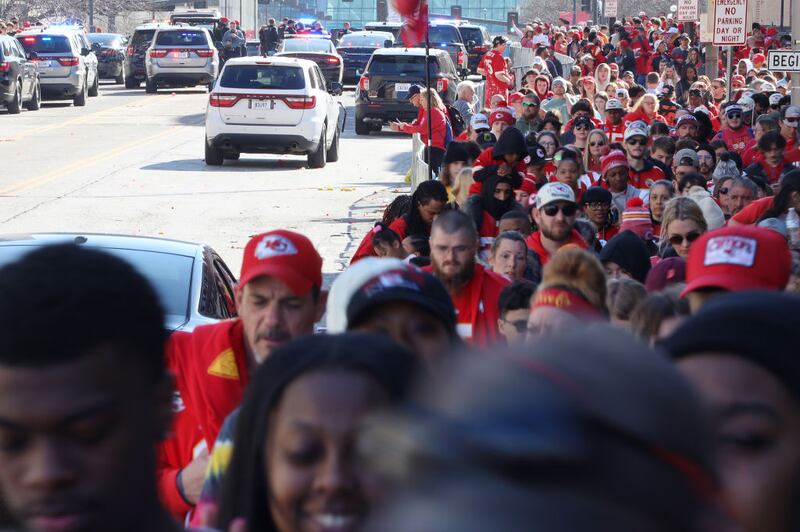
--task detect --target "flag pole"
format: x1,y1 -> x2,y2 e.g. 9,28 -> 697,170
424,2 -> 432,179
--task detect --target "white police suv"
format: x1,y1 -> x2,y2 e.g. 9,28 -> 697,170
204,55 -> 343,168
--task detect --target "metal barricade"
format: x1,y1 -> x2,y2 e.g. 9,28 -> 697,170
410,133 -> 430,192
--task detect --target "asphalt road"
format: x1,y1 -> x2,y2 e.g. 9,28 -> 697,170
0,82 -> 411,276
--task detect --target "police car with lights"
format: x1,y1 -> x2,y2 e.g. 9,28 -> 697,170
204,56 -> 344,168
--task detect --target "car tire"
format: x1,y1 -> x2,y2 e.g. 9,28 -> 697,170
73,79 -> 87,107
145,77 -> 157,94
223,152 -> 240,160
326,126 -> 339,162
24,80 -> 41,111
88,72 -> 99,97
125,76 -> 139,89
6,81 -> 22,114
307,128 -> 326,169
204,140 -> 224,166
355,116 -> 370,136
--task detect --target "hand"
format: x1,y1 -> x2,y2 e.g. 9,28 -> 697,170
195,504 -> 247,532
180,448 -> 210,505
497,163 -> 511,177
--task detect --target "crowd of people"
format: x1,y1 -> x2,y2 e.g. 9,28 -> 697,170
0,10 -> 799,532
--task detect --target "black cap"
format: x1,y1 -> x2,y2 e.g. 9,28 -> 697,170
477,131 -> 497,149
492,35 -> 509,47
527,142 -> 547,165
444,142 -> 470,165
572,115 -> 593,130
407,84 -> 423,99
347,266 -> 456,332
581,185 -> 612,205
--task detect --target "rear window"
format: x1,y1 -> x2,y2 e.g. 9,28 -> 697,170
367,55 -> 438,77
428,26 -> 461,44
17,35 -> 71,54
220,64 -> 305,90
339,34 -> 389,48
282,38 -> 331,53
458,27 -> 484,44
364,25 -> 402,38
131,29 -> 156,46
155,30 -> 208,46
89,34 -> 124,47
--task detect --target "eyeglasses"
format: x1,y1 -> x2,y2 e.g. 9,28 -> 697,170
626,138 -> 647,146
522,102 -> 539,107
542,203 -> 579,217
668,231 -> 702,246
718,187 -> 729,195
502,318 -> 529,334
589,141 -> 606,147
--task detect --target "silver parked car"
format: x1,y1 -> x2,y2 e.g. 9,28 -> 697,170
15,27 -> 99,106
144,25 -> 219,93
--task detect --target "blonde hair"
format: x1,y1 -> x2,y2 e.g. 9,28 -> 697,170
451,167 -> 474,207
583,129 -> 608,172
631,93 -> 660,115
541,248 -> 608,313
660,197 -> 708,243
419,88 -> 445,111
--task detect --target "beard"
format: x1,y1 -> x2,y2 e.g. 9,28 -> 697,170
433,254 -> 476,293
541,220 -> 572,243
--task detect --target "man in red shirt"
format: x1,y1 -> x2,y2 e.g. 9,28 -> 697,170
157,230 -> 325,519
623,121 -> 665,189
604,98 -> 626,144
478,35 -> 512,108
526,182 -> 587,271
427,210 -> 508,346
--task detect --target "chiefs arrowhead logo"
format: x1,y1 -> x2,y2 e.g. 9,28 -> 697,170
254,235 -> 298,260
207,349 -> 240,380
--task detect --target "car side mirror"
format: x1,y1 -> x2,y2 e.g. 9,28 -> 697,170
91,42 -> 102,51
27,51 -> 38,60
81,47 -> 91,56
328,81 -> 343,96
467,40 -> 476,47
384,39 -> 393,48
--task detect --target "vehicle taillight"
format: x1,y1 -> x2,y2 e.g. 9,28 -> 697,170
359,75 -> 369,91
436,77 -> 448,93
457,50 -> 465,65
195,49 -> 214,57
0,62 -> 9,72
473,45 -> 487,53
149,49 -> 168,58
57,57 -> 80,66
209,93 -> 240,107
325,56 -> 340,64
284,95 -> 316,109
127,45 -> 135,56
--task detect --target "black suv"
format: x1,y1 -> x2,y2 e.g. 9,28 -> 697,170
457,23 -> 491,74
354,47 -> 458,135
124,23 -> 169,88
0,34 -> 40,114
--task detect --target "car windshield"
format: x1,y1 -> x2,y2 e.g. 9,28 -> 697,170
220,64 -> 305,89
88,34 -> 124,47
131,29 -> 156,46
156,30 -> 207,46
0,246 -> 193,328
368,55 -> 438,77
428,26 -> 461,44
282,38 -> 331,53
459,27 -> 484,44
339,34 -> 389,47
17,35 -> 71,54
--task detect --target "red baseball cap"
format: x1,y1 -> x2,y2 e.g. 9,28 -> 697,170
681,225 -> 791,298
509,92 -> 525,103
239,230 -> 323,296
490,110 -> 514,126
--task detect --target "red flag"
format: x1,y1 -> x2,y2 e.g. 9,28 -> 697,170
399,0 -> 428,47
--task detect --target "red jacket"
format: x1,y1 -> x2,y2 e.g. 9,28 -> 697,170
424,263 -> 508,347
349,217 -> 408,265
623,108 -> 665,127
478,210 -> 500,255
469,146 -> 528,195
713,126 -> 754,152
526,229 -> 588,265
403,107 -> 448,150
605,120 -> 625,144
157,320 -> 250,519
628,159 -> 665,189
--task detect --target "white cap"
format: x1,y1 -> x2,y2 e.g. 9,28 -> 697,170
605,98 -> 624,110
536,182 -> 576,208
785,105 -> 800,127
777,79 -> 789,88
624,120 -> 649,141
769,93 -> 783,106
738,96 -> 755,113
760,82 -> 776,93
470,113 -> 489,130
616,87 -> 629,97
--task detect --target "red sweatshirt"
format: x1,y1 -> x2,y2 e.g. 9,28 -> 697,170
402,107 -> 448,150
157,319 -> 250,520
526,229 -> 588,265
349,217 -> 409,265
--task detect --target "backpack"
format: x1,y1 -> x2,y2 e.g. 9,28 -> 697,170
445,104 -> 466,137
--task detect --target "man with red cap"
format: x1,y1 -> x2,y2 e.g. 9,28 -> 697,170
157,230 -> 326,519
600,149 -> 641,215
489,109 -> 515,139
478,35 -> 512,108
681,225 -> 791,313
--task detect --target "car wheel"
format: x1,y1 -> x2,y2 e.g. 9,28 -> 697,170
6,81 -> 22,114
24,80 -> 41,111
73,79 -> 87,107
145,77 -> 157,94
326,125 -> 339,162
223,152 -> 240,160
204,139 -> 224,166
307,128 -> 326,168
125,76 -> 139,89
88,72 -> 99,97
355,115 -> 370,135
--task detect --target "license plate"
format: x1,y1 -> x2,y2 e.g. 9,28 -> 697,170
395,83 -> 410,92
251,99 -> 272,110
173,51 -> 189,59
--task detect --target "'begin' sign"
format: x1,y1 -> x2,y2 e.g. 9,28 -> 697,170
712,0 -> 747,46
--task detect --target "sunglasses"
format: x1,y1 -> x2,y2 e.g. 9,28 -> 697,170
502,318 -> 529,334
718,187 -> 729,195
589,141 -> 606,147
626,138 -> 647,146
668,231 -> 702,246
522,101 -> 539,107
586,201 -> 610,209
786,117 -> 800,123
542,203 -> 579,217
574,124 -> 590,131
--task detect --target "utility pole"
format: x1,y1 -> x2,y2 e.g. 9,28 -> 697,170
88,0 -> 94,31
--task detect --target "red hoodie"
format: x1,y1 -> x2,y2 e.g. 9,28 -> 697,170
423,263 -> 508,347
157,320 -> 250,519
525,229 -> 588,265
469,146 -> 528,195
349,217 -> 409,265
